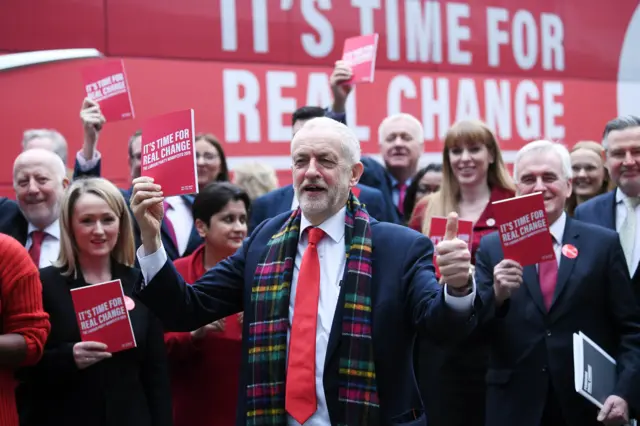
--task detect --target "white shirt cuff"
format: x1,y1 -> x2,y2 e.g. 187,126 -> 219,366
75,150 -> 101,171
443,276 -> 476,312
136,244 -> 168,287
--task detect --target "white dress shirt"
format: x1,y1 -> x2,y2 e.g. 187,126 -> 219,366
547,212 -> 566,266
26,220 -> 61,269
164,196 -> 194,256
136,208 -> 475,424
615,189 -> 640,276
75,150 -> 101,172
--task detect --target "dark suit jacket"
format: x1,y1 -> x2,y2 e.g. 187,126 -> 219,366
474,218 -> 640,426
359,157 -> 404,224
72,156 -> 101,180
136,211 -> 479,426
17,263 -> 172,426
121,188 -> 202,261
573,190 -> 640,302
0,197 -> 28,245
248,184 -> 397,233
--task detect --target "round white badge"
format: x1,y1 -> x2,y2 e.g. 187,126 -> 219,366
486,218 -> 496,227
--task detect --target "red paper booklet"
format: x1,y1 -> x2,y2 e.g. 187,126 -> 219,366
492,192 -> 555,266
429,216 -> 474,277
141,109 -> 198,196
81,59 -> 134,122
342,34 -> 379,84
70,279 -> 136,353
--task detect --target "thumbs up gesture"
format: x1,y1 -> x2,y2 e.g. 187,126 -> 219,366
435,212 -> 473,291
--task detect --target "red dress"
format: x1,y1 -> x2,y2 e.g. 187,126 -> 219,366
166,244 -> 242,426
409,186 -> 515,261
0,235 -> 50,426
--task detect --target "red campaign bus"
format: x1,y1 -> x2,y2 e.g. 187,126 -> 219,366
1,0 -> 639,197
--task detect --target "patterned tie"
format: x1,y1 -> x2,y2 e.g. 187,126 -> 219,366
539,236 -> 558,310
620,197 -> 640,272
163,201 -> 179,250
286,227 -> 325,424
28,230 -> 46,267
397,182 -> 407,214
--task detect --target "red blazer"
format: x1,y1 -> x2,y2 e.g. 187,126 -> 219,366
409,186 -> 515,262
166,244 -> 242,426
0,235 -> 50,426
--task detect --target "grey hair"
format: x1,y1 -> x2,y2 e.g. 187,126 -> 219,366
602,115 -> 640,151
13,148 -> 67,185
291,116 -> 361,165
21,129 -> 68,165
377,113 -> 425,144
513,139 -> 573,183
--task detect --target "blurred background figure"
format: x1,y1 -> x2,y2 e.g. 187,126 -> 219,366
232,161 -> 279,201
409,120 -> 515,426
166,182 -> 250,426
17,177 -> 171,426
402,163 -> 443,222
565,141 -> 610,216
0,234 -> 50,426
195,133 -> 229,188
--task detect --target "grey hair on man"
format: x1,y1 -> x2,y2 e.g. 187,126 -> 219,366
602,115 -> 640,151
21,129 -> 69,165
377,113 -> 425,144
291,116 -> 361,166
13,148 -> 68,184
513,139 -> 573,182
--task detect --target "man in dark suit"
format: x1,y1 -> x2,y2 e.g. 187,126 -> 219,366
0,149 -> 70,270
475,139 -> 640,426
129,116 -> 479,426
249,183 -> 395,232
574,115 -> 640,302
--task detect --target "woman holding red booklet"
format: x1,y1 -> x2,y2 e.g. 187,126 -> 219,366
16,178 -> 172,426
408,120 -> 515,426
165,182 -> 249,426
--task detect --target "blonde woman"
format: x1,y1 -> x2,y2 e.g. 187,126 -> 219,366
566,141 -> 611,216
17,178 -> 172,426
232,161 -> 279,200
408,120 -> 515,426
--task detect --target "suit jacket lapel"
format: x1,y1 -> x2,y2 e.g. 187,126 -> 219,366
523,265 -> 546,315
550,219 -> 579,312
605,190 -> 617,230
281,186 -> 295,213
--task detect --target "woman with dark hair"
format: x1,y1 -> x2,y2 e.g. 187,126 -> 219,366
402,163 -> 443,221
195,133 -> 230,188
165,182 -> 250,426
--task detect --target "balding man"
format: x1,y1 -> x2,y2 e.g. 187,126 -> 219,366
474,140 -> 640,426
0,149 -> 69,268
130,117 -> 478,426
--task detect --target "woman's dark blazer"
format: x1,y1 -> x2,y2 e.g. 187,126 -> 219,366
17,262 -> 172,426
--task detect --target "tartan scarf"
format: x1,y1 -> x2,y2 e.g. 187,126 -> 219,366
245,192 -> 380,426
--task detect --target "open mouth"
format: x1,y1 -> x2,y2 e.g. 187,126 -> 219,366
303,184 -> 326,193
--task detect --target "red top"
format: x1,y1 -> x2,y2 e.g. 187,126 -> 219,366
166,244 -> 242,426
0,235 -> 50,426
409,186 -> 516,262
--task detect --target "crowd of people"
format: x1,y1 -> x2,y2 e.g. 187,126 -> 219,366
0,60 -> 639,426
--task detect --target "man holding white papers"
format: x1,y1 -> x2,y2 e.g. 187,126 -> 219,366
474,140 -> 640,426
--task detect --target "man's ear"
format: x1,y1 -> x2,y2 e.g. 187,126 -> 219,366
195,218 -> 208,238
350,161 -> 364,187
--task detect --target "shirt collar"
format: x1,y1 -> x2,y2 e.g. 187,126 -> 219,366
548,212 -> 566,244
300,206 -> 346,244
28,219 -> 60,239
389,174 -> 412,189
616,187 -> 637,204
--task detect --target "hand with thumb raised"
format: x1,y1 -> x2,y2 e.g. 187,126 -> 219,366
443,211 -> 459,241
435,212 -> 472,290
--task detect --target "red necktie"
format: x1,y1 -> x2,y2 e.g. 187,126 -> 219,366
539,239 -> 558,310
397,182 -> 407,214
286,227 -> 325,424
163,201 -> 178,250
29,230 -> 46,267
